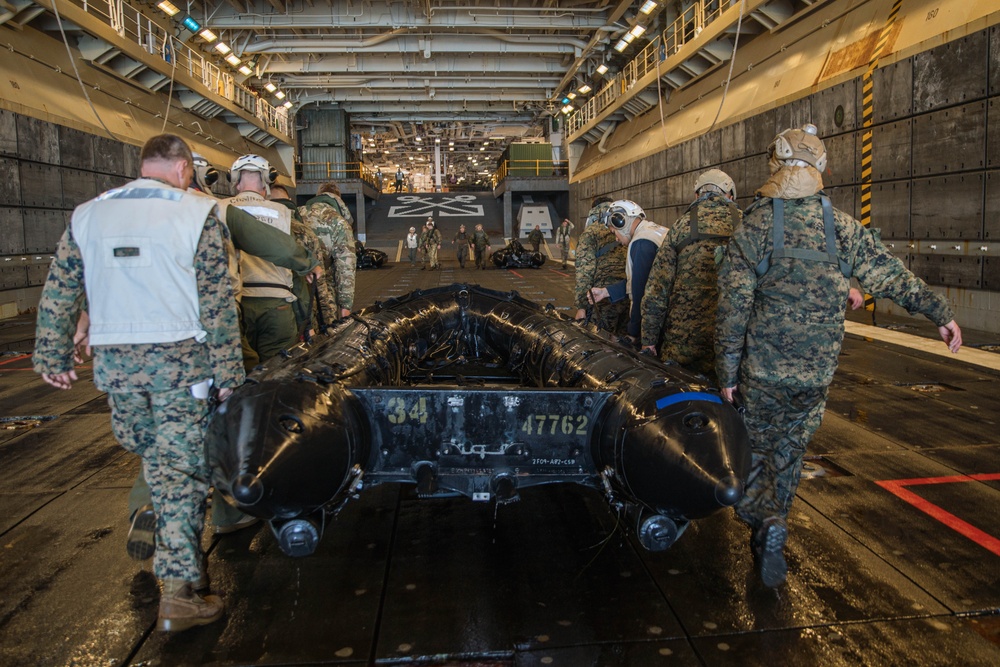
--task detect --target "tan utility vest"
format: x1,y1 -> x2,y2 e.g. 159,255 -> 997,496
222,192 -> 295,301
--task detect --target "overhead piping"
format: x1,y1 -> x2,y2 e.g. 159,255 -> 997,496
244,32 -> 588,54
245,27 -> 414,53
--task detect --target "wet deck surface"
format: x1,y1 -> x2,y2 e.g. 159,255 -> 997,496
1,259 -> 999,666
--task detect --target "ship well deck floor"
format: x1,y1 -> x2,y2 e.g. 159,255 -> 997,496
1,258 -> 999,666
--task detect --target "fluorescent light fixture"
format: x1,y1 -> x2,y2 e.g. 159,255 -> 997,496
435,138 -> 440,143
199,29 -> 217,42
238,65 -> 253,75
448,141 -> 454,146
264,82 -> 277,92
596,64 -> 608,74
274,90 -> 286,99
614,39 -> 629,52
623,33 -> 636,44
640,1 -> 658,15
214,42 -> 231,55
225,54 -> 241,67
629,25 -> 647,38
181,16 -> 201,33
283,101 -> 293,109
577,84 -> 592,94
562,104 -> 574,114
480,147 -> 485,151
567,92 -> 577,100
157,1 -> 180,16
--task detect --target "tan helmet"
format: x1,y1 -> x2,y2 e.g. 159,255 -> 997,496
694,168 -> 736,199
769,123 -> 827,172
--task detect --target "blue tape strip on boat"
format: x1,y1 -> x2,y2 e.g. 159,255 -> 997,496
655,392 -> 723,410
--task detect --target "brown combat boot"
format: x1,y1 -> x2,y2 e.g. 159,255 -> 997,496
157,579 -> 224,632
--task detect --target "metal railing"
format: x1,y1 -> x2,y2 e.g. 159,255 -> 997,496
492,159 -> 569,187
65,0 -> 288,137
565,1 -> 736,136
297,162 -> 378,188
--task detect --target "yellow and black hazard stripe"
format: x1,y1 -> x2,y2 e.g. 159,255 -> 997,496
859,0 -> 903,311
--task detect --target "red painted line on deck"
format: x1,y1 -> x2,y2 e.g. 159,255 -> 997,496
874,473 -> 1000,486
875,474 -> 1000,557
0,354 -> 30,366
509,269 -> 524,278
548,268 -> 571,278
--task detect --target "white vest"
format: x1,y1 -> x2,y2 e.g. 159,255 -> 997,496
223,192 -> 295,301
626,219 -> 668,296
72,178 -> 217,346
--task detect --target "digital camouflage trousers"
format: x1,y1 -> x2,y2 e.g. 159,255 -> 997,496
735,377 -> 829,531
109,388 -> 212,583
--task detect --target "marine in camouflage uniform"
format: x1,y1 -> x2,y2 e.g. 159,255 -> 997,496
127,182 -> 319,531
573,204 -> 629,335
33,135 -> 244,630
290,220 -> 338,333
471,224 -> 492,269
299,190 -> 357,316
270,188 -> 338,335
641,185 -> 740,380
555,219 -> 575,268
527,226 -> 544,252
319,182 -> 354,226
715,124 -> 962,588
453,225 -> 470,268
422,223 -> 442,269
418,224 -> 432,267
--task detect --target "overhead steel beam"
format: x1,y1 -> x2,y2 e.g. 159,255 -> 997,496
294,95 -> 546,111
349,113 -> 540,124
265,54 -> 572,75
294,91 -> 548,104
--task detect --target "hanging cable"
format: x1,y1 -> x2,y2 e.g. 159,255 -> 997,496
655,38 -> 670,150
161,34 -> 179,133
707,0 -> 748,133
51,0 -> 119,142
